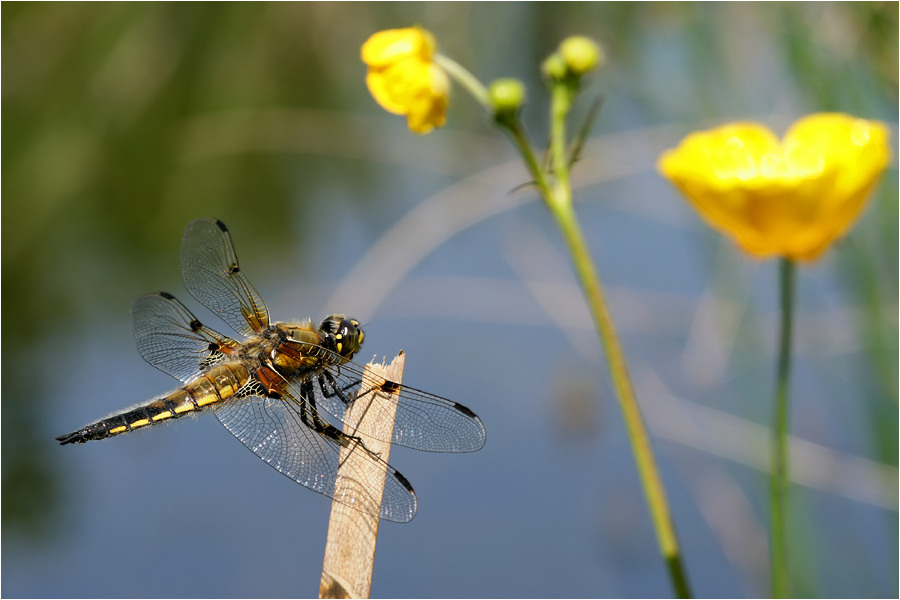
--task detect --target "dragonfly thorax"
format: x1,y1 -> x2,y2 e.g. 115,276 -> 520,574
274,315 -> 365,367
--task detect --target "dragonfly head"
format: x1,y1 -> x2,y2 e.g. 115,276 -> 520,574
319,315 -> 365,361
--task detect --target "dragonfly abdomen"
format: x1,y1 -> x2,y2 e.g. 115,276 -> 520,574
57,363 -> 251,445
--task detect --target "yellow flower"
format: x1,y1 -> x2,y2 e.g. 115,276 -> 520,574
658,113 -> 890,261
361,27 -> 449,134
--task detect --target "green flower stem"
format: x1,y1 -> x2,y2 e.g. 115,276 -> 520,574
554,202 -> 691,600
501,82 -> 690,599
550,83 -> 691,600
548,82 -> 573,211
771,258 -> 795,598
446,57 -> 691,598
434,54 -> 492,112
506,121 -> 553,198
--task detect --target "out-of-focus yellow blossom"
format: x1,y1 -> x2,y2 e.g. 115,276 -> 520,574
658,113 -> 890,261
361,27 -> 449,134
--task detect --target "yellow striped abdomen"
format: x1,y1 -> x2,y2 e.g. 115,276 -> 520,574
56,363 -> 252,445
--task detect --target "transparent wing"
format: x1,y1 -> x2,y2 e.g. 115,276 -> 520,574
181,218 -> 269,338
131,292 -> 241,383
214,391 -> 417,523
288,353 -> 487,453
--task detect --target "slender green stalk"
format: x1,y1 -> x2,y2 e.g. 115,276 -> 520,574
442,56 -> 691,598
552,201 -> 692,600
548,83 -> 573,211
771,258 -> 795,597
502,77 -> 691,600
550,79 -> 691,600
434,54 -> 492,111
506,121 -> 553,200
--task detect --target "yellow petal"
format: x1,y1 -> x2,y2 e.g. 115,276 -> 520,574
780,114 -> 890,259
361,26 -> 435,68
365,57 -> 423,115
658,123 -> 781,185
403,64 -> 449,134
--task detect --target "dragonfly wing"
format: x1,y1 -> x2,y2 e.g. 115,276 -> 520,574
131,292 -> 240,383
180,218 -> 269,338
292,356 -> 487,453
213,392 -> 417,523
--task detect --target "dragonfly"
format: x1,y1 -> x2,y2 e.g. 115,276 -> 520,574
57,218 -> 486,523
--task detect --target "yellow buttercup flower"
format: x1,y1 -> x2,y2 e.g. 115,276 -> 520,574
361,27 -> 449,134
658,113 -> 890,261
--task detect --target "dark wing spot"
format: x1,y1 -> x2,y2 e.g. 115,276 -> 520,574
380,380 -> 400,394
392,469 -> 415,494
190,319 -> 203,332
452,402 -> 479,419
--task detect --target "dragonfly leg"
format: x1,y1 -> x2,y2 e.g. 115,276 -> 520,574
299,378 -> 370,452
318,370 -> 360,405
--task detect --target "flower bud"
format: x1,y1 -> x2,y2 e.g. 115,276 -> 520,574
489,78 -> 526,113
559,36 -> 603,75
541,53 -> 567,81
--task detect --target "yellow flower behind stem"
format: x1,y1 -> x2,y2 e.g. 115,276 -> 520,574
658,113 -> 890,261
361,27 -> 449,134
